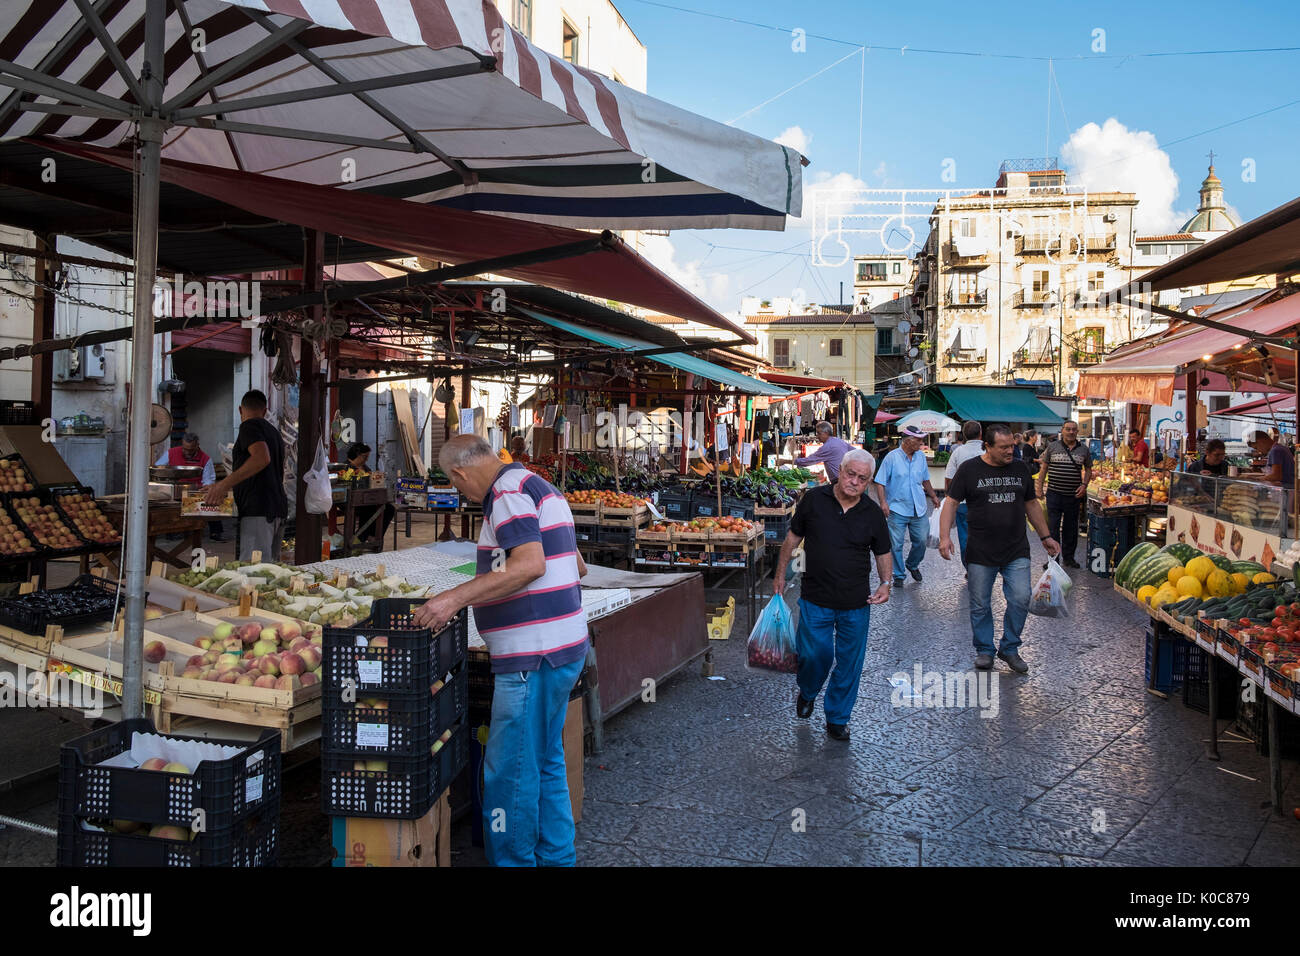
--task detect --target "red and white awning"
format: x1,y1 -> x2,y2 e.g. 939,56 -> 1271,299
0,0 -> 803,230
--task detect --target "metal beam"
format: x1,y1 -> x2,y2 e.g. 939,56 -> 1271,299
16,101 -> 128,122
172,63 -> 495,120
241,9 -> 484,185
172,115 -> 417,152
1119,292 -> 1294,349
159,19 -> 311,114
0,58 -> 136,114
70,0 -> 148,105
0,0 -> 117,132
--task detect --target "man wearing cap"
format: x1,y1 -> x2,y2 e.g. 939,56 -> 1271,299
796,421 -> 852,482
157,432 -> 222,541
875,425 -> 941,588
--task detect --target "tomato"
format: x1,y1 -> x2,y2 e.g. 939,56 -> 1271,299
1240,617 -> 1255,626
1279,628 -> 1296,644
1261,629 -> 1278,640
1291,604 -> 1300,614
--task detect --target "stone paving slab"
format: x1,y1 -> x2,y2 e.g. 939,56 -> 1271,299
575,536 -> 1300,866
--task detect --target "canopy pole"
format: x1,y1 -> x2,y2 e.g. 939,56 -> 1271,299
1185,373 -> 1198,457
122,0 -> 166,720
293,230 -> 326,565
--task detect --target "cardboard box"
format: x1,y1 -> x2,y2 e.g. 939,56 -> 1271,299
331,791 -> 451,867
181,490 -> 234,517
564,697 -> 584,824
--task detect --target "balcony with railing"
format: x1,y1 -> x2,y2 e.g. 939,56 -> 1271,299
946,290 -> 987,307
1070,348 -> 1104,366
1084,231 -> 1117,251
1016,233 -> 1079,256
945,348 -> 987,366
944,240 -> 990,265
1012,288 -> 1054,308
1013,347 -> 1060,367
856,270 -> 891,283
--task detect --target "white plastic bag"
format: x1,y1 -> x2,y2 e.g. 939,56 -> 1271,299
927,508 -> 943,549
303,439 -> 333,515
1029,557 -> 1073,618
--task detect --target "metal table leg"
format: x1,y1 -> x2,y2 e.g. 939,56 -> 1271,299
584,642 -> 604,754
1268,697 -> 1283,814
1207,648 -> 1220,760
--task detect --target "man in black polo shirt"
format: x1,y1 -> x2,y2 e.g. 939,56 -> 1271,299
773,449 -> 893,741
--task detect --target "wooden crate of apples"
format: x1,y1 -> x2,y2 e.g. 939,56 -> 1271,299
10,495 -> 86,552
164,615 -> 325,695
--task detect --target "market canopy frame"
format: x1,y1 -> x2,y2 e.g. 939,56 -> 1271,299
920,383 -> 1065,428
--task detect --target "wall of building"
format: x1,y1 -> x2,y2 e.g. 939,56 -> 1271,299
752,324 -> 874,393
492,0 -> 647,90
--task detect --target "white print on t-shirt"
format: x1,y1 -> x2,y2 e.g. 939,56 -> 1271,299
986,492 -> 1018,503
975,476 -> 1025,488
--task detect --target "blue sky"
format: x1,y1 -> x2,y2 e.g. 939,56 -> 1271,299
614,0 -> 1300,313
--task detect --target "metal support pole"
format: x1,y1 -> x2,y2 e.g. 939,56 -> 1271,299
1268,697 -> 1283,814
1206,648 -> 1220,760
122,0 -> 166,720
293,230 -> 326,565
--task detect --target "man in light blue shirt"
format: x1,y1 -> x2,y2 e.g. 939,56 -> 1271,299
875,425 -> 941,588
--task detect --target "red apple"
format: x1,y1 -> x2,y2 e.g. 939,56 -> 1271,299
144,641 -> 166,664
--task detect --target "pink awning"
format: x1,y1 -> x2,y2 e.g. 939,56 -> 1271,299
1078,293 -> 1300,404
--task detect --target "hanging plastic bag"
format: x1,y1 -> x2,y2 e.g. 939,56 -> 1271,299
1028,556 -> 1073,618
303,439 -> 333,515
746,594 -> 799,672
927,507 -> 944,549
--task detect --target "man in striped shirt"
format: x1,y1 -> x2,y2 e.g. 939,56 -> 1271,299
1035,421 -> 1093,569
414,434 -> 588,866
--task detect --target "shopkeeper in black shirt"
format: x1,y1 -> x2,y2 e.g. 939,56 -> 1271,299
202,389 -> 287,561
1185,438 -> 1230,476
773,449 -> 892,742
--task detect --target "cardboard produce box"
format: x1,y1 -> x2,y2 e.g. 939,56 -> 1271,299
181,491 -> 234,517
331,791 -> 451,867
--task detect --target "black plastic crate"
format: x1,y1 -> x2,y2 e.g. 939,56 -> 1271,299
722,495 -> 756,520
50,485 -> 120,547
321,723 -> 469,819
571,517 -> 600,544
57,718 -> 281,834
58,805 -> 279,867
1237,698 -> 1300,757
691,494 -> 721,518
0,573 -> 126,635
760,511 -> 792,544
656,490 -> 691,521
0,400 -> 35,426
323,599 -> 467,697
3,488 -> 93,558
1086,512 -> 1139,578
1181,643 -> 1240,717
322,665 -> 468,758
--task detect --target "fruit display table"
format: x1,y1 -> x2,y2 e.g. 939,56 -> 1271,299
97,499 -> 204,573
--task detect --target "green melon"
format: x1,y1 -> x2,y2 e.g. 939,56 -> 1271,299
1231,560 -> 1267,578
1115,542 -> 1158,589
1129,553 -> 1185,591
1206,554 -> 1234,573
1161,542 -> 1204,565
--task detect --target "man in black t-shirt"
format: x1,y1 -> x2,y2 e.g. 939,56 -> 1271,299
203,389 -> 287,561
773,449 -> 893,741
939,425 -> 1059,674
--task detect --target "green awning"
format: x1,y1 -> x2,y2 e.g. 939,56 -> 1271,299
920,384 -> 1064,427
520,308 -> 789,396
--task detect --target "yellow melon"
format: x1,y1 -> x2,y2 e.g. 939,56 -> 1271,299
1175,575 -> 1203,598
1205,569 -> 1232,599
1253,572 -> 1277,585
1167,565 -> 1186,585
1230,572 -> 1250,594
1184,555 -> 1215,583
1137,584 -> 1159,604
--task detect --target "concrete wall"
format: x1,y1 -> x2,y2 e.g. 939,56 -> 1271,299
493,0 -> 647,90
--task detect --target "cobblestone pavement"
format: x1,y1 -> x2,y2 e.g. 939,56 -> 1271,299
576,541 -> 1300,866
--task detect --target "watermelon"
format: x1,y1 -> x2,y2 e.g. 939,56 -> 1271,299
1114,542 -> 1158,589
1206,554 -> 1234,573
1161,542 -> 1203,565
1231,560 -> 1267,578
1128,552 -> 1185,591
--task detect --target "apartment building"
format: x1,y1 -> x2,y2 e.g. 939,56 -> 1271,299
740,296 -> 875,393
851,254 -> 913,311
913,159 -> 1140,396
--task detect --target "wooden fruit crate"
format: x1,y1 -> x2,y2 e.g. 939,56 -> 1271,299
566,500 -> 602,520
671,527 -> 711,545
600,503 -> 649,528
634,546 -> 674,568
671,546 -> 709,568
635,525 -> 674,545
754,504 -> 794,518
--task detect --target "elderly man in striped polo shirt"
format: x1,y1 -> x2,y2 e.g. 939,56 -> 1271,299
415,434 -> 589,866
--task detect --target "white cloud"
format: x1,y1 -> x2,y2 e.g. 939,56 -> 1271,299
1061,118 -> 1193,234
774,125 -> 812,157
872,161 -> 888,183
638,233 -> 732,310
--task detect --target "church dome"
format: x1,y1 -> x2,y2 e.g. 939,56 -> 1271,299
1181,163 -> 1239,234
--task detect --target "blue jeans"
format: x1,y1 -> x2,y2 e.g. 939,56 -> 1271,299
954,503 -> 969,566
796,600 -> 870,725
966,558 -> 1032,657
483,657 -> 584,867
887,511 -> 927,579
